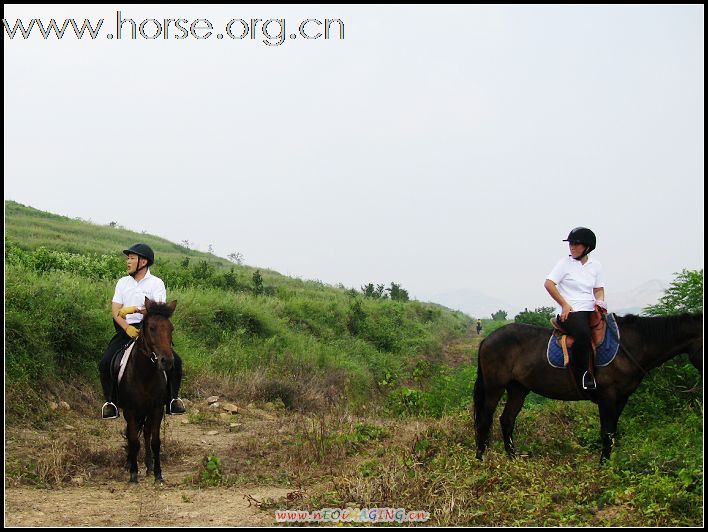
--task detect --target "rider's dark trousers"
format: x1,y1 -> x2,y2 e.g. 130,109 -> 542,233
99,321 -> 183,404
560,311 -> 594,380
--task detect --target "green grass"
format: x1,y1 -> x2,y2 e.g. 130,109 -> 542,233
5,200 -> 471,420
4,199 -> 702,525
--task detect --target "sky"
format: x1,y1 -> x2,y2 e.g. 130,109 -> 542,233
4,5 -> 704,317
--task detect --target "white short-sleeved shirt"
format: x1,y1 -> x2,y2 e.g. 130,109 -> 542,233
546,256 -> 604,314
112,270 -> 167,324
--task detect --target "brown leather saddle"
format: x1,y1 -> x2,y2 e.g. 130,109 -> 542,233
550,306 -> 607,368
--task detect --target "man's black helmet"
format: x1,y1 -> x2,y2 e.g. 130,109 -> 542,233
563,227 -> 596,254
123,243 -> 154,266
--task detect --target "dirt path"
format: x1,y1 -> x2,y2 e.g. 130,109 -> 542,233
4,483 -> 292,526
441,326 -> 483,367
5,330 -> 481,527
4,402 -> 303,526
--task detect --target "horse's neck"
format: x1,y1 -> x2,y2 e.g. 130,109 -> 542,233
632,319 -> 700,370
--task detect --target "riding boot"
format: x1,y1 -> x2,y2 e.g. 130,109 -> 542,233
166,361 -> 185,415
583,347 -> 597,390
100,370 -> 119,419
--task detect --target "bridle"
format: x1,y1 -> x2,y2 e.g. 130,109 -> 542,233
138,315 -> 171,366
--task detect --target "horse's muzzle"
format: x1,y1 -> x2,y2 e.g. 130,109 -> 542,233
159,356 -> 174,371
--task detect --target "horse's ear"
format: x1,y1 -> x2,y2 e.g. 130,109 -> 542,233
167,300 -> 177,313
144,297 -> 153,308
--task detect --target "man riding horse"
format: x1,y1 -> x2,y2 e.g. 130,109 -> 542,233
98,243 -> 186,419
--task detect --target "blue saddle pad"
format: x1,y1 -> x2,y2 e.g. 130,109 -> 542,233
547,313 -> 620,369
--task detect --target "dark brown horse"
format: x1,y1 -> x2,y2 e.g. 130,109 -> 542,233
474,313 -> 703,463
117,297 -> 177,482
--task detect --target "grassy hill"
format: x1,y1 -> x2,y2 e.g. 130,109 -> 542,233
5,200 -> 472,419
4,200 -> 702,526
5,199 -> 303,288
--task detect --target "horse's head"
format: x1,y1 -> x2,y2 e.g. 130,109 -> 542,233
686,313 -> 703,375
142,297 -> 177,371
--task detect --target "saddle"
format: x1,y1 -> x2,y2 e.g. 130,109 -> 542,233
550,306 -> 607,368
110,341 -> 137,391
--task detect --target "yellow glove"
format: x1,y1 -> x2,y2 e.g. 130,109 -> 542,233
118,306 -> 139,319
125,325 -> 140,339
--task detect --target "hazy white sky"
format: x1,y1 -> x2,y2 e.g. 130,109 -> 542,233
4,5 -> 704,316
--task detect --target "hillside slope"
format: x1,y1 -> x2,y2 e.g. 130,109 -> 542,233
5,200 -> 472,420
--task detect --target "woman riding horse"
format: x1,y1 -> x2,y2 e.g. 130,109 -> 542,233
544,227 -> 605,390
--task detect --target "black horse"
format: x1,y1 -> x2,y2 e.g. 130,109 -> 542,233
116,297 -> 177,482
474,313 -> 702,463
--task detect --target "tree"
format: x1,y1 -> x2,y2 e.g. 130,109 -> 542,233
644,269 -> 703,316
515,306 -> 555,327
491,309 -> 508,321
387,282 -> 409,302
361,283 -> 376,298
228,252 -> 244,265
376,284 -> 387,299
252,270 -> 264,295
361,283 -> 390,299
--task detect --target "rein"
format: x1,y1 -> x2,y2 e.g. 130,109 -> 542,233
138,319 -> 160,365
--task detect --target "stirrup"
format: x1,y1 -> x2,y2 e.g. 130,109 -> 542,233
102,402 -> 119,419
167,398 -> 186,415
582,372 -> 597,390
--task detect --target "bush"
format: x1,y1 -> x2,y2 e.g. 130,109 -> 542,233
491,309 -> 508,320
644,269 -> 703,316
515,306 -> 555,327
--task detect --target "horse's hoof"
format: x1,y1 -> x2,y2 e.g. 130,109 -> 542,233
155,477 -> 164,484
129,476 -> 138,484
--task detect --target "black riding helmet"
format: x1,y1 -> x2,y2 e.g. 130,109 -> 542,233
563,227 -> 596,259
123,243 -> 154,267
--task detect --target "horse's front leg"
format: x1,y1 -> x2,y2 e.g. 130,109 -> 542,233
143,418 -> 154,476
149,407 -> 165,482
597,394 -> 628,464
125,413 -> 140,483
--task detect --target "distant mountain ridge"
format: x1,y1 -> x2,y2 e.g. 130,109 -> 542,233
428,279 -> 669,319
426,288 -> 514,319
609,279 -> 668,315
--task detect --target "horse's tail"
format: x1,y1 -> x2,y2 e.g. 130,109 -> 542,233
473,338 -> 486,432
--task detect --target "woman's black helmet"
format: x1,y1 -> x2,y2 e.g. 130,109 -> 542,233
563,227 -> 596,254
123,243 -> 154,266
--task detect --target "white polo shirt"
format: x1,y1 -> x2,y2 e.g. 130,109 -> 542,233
546,256 -> 604,314
112,270 -> 167,324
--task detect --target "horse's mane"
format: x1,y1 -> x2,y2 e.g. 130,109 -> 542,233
615,313 -> 703,341
145,302 -> 175,320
